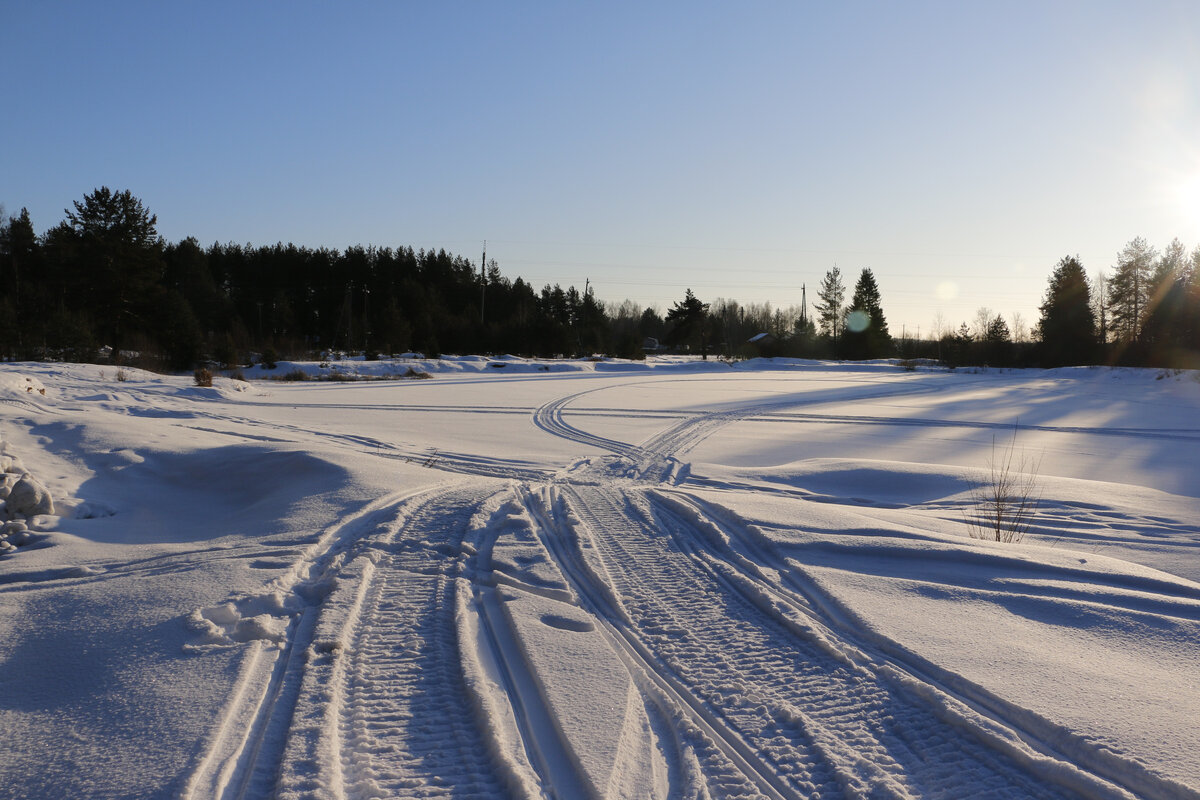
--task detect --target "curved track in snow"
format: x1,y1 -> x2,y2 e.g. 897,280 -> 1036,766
178,375 -> 1186,799
547,484 -> 1099,798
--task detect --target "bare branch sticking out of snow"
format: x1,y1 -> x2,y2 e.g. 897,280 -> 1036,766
967,426 -> 1042,544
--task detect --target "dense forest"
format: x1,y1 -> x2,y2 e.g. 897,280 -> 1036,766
2,188 -> 1198,371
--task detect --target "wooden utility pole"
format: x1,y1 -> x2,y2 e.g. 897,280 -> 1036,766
480,241 -> 487,324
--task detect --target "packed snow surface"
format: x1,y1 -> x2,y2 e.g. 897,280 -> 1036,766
2,356 -> 1199,800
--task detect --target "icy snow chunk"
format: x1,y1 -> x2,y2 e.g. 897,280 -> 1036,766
6,475 -> 54,517
232,614 -> 288,643
186,591 -> 297,649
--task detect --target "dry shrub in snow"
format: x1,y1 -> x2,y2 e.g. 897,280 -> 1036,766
193,368 -> 213,387
967,428 -> 1041,543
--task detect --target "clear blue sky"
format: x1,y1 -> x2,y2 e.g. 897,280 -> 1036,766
4,1 -> 1199,337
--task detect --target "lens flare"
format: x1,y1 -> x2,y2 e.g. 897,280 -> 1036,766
846,309 -> 870,332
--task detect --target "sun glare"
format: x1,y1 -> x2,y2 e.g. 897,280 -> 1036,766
935,281 -> 959,301
1176,172 -> 1200,234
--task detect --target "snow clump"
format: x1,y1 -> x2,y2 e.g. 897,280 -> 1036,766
6,474 -> 55,517
0,438 -> 54,554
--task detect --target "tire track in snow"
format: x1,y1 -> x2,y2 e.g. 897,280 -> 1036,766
287,485 -> 516,800
181,488 -> 428,800
526,376 -> 953,485
532,389 -> 638,458
660,491 -> 1184,800
180,410 -> 552,482
635,378 -> 952,462
470,582 -> 596,800
522,381 -> 1161,797
560,484 -> 1088,799
515,484 -> 788,800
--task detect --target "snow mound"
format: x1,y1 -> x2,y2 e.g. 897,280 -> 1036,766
0,372 -> 48,397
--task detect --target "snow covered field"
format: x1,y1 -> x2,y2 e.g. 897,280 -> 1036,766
2,357 -> 1199,800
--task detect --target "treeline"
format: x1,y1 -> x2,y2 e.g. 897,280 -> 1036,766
1,188 -> 1198,370
932,239 -> 1200,369
0,188 -> 640,366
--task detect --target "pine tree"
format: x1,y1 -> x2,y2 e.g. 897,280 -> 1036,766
665,289 -> 712,359
1037,255 -> 1096,366
1149,238 -> 1188,318
984,315 -> 1010,342
61,187 -> 164,356
0,208 -> 38,355
1107,237 -> 1156,342
814,266 -> 845,340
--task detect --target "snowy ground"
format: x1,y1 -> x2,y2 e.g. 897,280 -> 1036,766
1,357 -> 1199,800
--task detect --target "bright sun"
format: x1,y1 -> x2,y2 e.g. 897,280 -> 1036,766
1175,172 -> 1200,233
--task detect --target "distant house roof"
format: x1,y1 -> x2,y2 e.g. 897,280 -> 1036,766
748,332 -> 775,344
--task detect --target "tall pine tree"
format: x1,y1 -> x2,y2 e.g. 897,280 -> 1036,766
61,187 -> 164,356
1107,236 -> 1156,343
814,266 -> 845,341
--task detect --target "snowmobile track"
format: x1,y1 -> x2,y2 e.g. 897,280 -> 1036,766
554,483 -> 1092,799
324,486 -> 514,800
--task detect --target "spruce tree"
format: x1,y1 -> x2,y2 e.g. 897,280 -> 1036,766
842,268 -> 891,359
